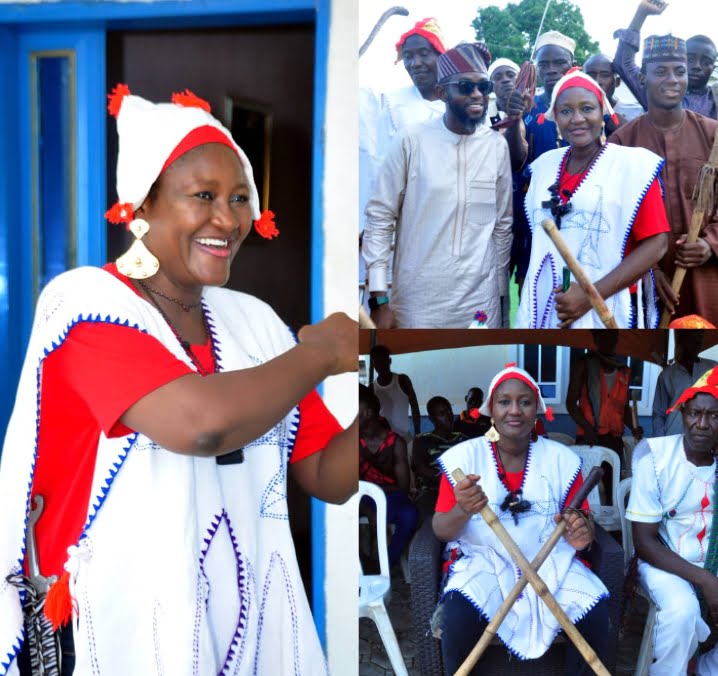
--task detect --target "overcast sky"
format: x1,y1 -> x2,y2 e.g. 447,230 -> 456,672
359,0 -> 717,91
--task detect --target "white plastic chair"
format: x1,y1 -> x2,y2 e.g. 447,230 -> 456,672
616,477 -> 657,676
569,445 -> 622,531
546,431 -> 575,446
356,481 -> 409,676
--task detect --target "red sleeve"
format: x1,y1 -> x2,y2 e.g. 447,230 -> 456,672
564,471 -> 590,512
435,473 -> 457,512
290,389 -> 343,463
57,321 -> 194,436
625,178 -> 671,251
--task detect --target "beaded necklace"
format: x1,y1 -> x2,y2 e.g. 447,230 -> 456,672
138,280 -> 216,377
492,441 -> 532,524
141,282 -> 202,312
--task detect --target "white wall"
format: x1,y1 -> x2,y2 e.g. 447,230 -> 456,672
322,0 -> 358,674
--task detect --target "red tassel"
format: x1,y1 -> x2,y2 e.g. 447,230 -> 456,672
254,210 -> 280,239
107,83 -> 131,118
171,89 -> 211,113
104,201 -> 134,227
545,406 -> 555,422
44,570 -> 76,631
537,113 -> 545,125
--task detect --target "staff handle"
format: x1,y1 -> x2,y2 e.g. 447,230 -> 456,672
450,469 -> 609,676
454,467 -> 604,674
541,218 -> 618,329
659,208 -> 706,327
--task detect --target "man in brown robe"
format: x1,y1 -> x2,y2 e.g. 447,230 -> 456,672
610,35 -> 718,325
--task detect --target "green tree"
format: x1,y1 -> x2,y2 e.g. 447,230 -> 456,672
473,0 -> 600,66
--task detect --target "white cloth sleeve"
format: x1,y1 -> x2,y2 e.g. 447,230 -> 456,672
626,440 -> 663,523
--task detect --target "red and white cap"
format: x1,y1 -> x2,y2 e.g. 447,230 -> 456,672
104,85 -> 278,239
542,68 -> 618,126
479,363 -> 554,420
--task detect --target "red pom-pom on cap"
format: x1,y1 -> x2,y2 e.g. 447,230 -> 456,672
545,406 -> 555,422
504,362 -> 517,368
171,89 -> 211,113
104,201 -> 134,228
107,83 -> 131,118
254,210 -> 279,239
537,113 -> 545,125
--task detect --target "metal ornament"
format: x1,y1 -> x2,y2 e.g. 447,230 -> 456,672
485,419 -> 500,443
116,218 -> 159,279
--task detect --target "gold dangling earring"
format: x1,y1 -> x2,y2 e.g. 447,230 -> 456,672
116,218 -> 159,279
485,418 -> 500,443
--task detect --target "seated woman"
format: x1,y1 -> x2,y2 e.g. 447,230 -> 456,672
515,70 -> 669,328
433,365 -> 608,674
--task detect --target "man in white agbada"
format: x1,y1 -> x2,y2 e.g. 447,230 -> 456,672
628,366 -> 718,675
433,366 -> 609,673
0,85 -> 357,675
362,42 -> 512,329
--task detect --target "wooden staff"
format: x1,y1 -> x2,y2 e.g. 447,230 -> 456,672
659,131 -> 718,327
358,304 -> 376,329
454,467 -> 605,675
630,391 -> 640,430
451,468 -> 610,676
541,218 -> 618,329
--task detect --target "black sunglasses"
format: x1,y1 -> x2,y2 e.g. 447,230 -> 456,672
446,79 -> 494,96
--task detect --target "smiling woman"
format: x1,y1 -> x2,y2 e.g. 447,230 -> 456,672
0,84 -> 358,675
516,70 -> 671,329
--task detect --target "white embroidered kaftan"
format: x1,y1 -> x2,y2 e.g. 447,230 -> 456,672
437,436 -> 608,660
0,267 -> 327,676
363,116 -> 513,328
516,143 -> 664,328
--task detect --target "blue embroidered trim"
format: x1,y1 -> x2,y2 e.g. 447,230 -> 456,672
0,635 -> 23,675
202,302 -> 222,373
253,552 -> 300,675
286,406 -> 300,464
561,456 -> 583,512
620,155 -> 665,329
531,254 -> 558,329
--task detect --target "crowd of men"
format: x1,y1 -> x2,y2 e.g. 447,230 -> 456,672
360,0 -> 718,329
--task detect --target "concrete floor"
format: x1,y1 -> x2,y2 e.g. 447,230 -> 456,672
359,565 -> 652,676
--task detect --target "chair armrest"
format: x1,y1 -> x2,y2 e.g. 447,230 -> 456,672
408,518 -> 445,676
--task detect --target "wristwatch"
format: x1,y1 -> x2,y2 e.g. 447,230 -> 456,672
368,295 -> 389,312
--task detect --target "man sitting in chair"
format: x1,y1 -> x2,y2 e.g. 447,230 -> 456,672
627,366 -> 718,674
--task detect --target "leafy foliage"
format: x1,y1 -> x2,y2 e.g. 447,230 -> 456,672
473,0 -> 600,66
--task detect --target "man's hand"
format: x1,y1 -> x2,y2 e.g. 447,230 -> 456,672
639,0 -> 668,15
699,571 -> 718,626
505,87 -> 533,118
653,267 -> 679,314
553,283 -> 591,328
454,473 -> 488,516
297,312 -> 358,376
675,236 -> 713,268
370,303 -> 395,329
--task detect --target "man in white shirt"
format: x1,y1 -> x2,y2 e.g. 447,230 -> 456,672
628,366 -> 718,674
362,42 -> 512,328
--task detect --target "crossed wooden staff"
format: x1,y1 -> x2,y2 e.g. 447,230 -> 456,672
451,466 -> 609,676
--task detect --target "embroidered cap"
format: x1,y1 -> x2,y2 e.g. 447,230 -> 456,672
642,34 -> 687,67
534,30 -> 576,57
395,17 -> 446,63
667,366 -> 718,413
104,84 -> 278,239
437,42 -> 491,82
479,364 -> 554,420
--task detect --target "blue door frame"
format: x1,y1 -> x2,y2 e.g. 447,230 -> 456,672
0,0 -> 332,647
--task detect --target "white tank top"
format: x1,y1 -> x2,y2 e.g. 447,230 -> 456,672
372,374 -> 410,439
